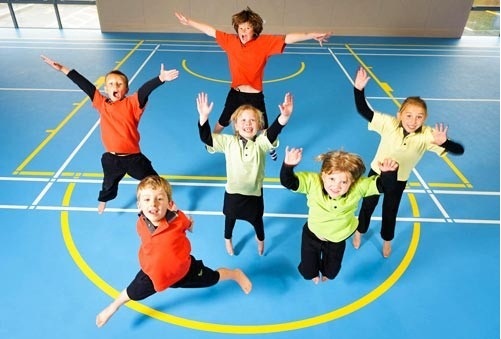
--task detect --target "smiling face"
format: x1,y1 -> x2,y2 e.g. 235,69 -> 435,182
104,72 -> 129,102
231,105 -> 264,139
397,97 -> 428,133
321,171 -> 353,199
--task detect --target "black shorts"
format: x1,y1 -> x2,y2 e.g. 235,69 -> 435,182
126,255 -> 220,301
218,88 -> 267,128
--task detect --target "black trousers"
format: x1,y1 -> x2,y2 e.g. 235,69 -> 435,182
98,152 -> 157,202
357,169 -> 407,241
298,223 -> 346,281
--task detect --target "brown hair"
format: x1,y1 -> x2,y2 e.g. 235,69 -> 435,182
399,96 -> 427,117
105,70 -> 129,90
136,175 -> 172,201
230,104 -> 266,135
316,150 -> 366,182
232,7 -> 264,36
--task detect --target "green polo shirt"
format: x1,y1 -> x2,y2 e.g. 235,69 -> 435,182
207,133 -> 278,196
294,172 -> 380,242
369,112 -> 446,181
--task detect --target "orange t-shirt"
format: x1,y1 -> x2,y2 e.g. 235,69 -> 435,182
216,31 -> 286,91
92,90 -> 144,153
136,210 -> 192,292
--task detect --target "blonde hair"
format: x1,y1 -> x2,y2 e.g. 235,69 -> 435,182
230,104 -> 265,135
316,150 -> 366,182
136,175 -> 172,201
232,7 -> 263,36
399,96 -> 427,117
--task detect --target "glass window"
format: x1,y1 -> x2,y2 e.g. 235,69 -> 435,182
464,0 -> 500,36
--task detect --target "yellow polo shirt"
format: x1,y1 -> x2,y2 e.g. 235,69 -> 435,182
207,133 -> 278,196
369,112 -> 446,181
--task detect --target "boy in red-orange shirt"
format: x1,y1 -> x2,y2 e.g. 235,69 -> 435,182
176,8 -> 330,159
41,55 -> 179,213
96,175 -> 252,327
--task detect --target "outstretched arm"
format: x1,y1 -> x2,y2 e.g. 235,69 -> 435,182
41,54 -> 96,99
266,92 -> 294,143
175,12 -> 216,38
285,32 -> 331,46
354,67 -> 374,122
196,92 -> 214,146
41,55 -> 70,75
280,146 -> 302,191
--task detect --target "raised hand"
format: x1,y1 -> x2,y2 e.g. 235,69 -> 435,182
278,92 -> 294,125
313,32 -> 331,47
196,92 -> 214,124
378,158 -> 399,172
40,55 -> 69,74
354,66 -> 371,90
284,146 -> 303,166
432,123 -> 448,145
159,63 -> 179,82
175,12 -> 189,25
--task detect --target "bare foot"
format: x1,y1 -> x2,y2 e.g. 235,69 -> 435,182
383,241 -> 392,258
225,238 -> 234,256
96,304 -> 118,328
233,269 -> 252,294
321,276 -> 328,282
312,276 -> 320,285
97,201 -> 106,214
352,231 -> 361,249
255,236 -> 264,256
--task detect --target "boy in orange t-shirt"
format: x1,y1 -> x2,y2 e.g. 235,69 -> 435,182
176,8 -> 330,159
41,55 -> 179,213
95,175 -> 252,328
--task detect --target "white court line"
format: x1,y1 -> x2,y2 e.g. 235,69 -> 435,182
0,204 -> 494,225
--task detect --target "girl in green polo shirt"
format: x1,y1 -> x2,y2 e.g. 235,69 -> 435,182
280,146 -> 398,284
352,67 -> 464,258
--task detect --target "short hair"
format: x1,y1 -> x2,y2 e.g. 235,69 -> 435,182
315,150 -> 366,182
136,175 -> 172,201
399,96 -> 427,117
232,7 -> 264,36
230,104 -> 265,135
105,70 -> 129,90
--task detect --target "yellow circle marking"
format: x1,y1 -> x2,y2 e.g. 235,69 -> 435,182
181,59 -> 306,84
61,182 -> 420,334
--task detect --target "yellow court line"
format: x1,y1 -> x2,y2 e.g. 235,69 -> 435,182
61,181 -> 420,334
182,59 -> 305,84
13,40 -> 145,175
345,43 -> 471,188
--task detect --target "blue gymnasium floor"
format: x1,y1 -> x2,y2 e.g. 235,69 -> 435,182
0,29 -> 499,339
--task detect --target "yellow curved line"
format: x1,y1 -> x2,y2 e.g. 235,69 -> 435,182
181,59 -> 305,84
61,181 -> 420,334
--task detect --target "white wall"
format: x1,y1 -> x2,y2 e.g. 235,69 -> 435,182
96,0 -> 474,38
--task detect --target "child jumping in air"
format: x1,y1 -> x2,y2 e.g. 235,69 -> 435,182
95,175 -> 252,328
280,146 -> 398,284
41,55 -> 179,214
176,8 -> 329,160
352,67 -> 465,257
196,91 -> 293,256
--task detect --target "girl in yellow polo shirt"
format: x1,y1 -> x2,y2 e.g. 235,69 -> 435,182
280,147 -> 398,284
196,92 -> 293,256
352,67 -> 464,258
